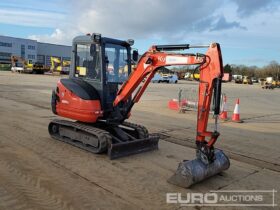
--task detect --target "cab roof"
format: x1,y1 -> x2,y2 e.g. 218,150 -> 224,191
72,34 -> 130,47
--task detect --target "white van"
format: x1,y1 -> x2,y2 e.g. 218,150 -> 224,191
152,73 -> 178,83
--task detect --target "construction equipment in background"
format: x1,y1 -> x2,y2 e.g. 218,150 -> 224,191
276,80 -> 280,88
233,74 -> 243,84
11,56 -> 48,74
50,57 -> 62,73
242,76 -> 253,85
62,60 -> 71,74
184,72 -> 200,80
11,56 -> 31,73
262,77 -> 279,89
49,33 -> 230,188
50,57 -> 71,74
32,62 -> 50,74
233,75 -> 253,85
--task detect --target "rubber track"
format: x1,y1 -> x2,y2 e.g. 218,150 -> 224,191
121,121 -> 149,138
49,119 -> 111,154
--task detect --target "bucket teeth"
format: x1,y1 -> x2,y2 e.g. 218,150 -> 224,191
168,149 -> 230,188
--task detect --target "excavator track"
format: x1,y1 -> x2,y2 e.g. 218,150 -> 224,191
48,119 -> 159,159
120,121 -> 149,139
48,119 -> 110,154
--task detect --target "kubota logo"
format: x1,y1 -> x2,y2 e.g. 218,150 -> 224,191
158,56 -> 166,62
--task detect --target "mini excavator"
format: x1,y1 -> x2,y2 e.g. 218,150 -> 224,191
49,33 -> 230,188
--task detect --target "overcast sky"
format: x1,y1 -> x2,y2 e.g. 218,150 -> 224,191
0,0 -> 279,66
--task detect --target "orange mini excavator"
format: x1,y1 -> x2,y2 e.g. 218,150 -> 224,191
49,33 -> 230,187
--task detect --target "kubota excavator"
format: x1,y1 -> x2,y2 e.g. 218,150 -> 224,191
49,33 -> 230,188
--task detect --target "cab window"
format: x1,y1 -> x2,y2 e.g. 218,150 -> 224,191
105,44 -> 129,83
75,44 -> 101,80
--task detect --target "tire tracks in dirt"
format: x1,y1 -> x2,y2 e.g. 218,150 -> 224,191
0,117 -> 179,209
0,160 -> 72,210
0,138 -> 134,210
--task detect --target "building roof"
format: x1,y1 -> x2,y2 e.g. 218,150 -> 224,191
0,34 -> 36,42
0,34 -> 70,47
38,42 -> 71,48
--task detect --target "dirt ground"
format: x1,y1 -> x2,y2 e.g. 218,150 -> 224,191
0,71 -> 279,210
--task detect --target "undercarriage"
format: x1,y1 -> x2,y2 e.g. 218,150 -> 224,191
48,119 -> 159,159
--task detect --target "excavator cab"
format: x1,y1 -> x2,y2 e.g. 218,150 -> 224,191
49,34 -> 159,159
69,34 -> 136,118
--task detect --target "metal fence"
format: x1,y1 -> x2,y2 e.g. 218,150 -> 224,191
177,88 -> 225,114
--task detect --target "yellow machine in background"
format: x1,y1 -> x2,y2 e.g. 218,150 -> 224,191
242,76 -> 253,85
50,57 -> 71,74
192,73 -> 200,80
184,72 -> 200,80
50,57 -> 62,72
10,56 -> 48,74
11,56 -> 31,73
262,77 -> 279,89
62,60 -> 71,68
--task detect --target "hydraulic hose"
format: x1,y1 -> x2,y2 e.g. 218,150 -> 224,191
213,78 -> 222,115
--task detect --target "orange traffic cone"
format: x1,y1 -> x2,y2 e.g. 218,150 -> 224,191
231,98 -> 243,123
220,94 -> 228,120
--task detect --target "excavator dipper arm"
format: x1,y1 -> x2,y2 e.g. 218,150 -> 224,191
113,43 -> 230,188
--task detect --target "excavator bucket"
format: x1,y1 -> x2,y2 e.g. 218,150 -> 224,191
108,135 -> 159,159
168,149 -> 230,188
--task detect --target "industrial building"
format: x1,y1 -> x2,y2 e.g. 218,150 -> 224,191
0,35 -> 71,66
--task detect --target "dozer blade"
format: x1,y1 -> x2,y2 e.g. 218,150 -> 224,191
168,149 -> 230,188
108,135 -> 159,159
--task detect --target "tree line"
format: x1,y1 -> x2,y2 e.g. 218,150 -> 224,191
224,61 -> 280,80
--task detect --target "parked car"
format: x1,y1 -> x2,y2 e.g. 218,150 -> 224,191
251,77 -> 258,83
152,73 -> 178,83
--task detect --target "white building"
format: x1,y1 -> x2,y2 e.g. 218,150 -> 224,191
0,35 -> 71,66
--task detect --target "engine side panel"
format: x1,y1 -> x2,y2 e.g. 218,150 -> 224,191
53,80 -> 102,123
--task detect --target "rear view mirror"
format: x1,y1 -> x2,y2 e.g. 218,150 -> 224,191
132,50 -> 139,62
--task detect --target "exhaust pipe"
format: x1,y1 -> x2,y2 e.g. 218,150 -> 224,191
168,149 -> 230,188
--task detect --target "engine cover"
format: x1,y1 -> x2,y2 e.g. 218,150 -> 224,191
52,78 -> 102,123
